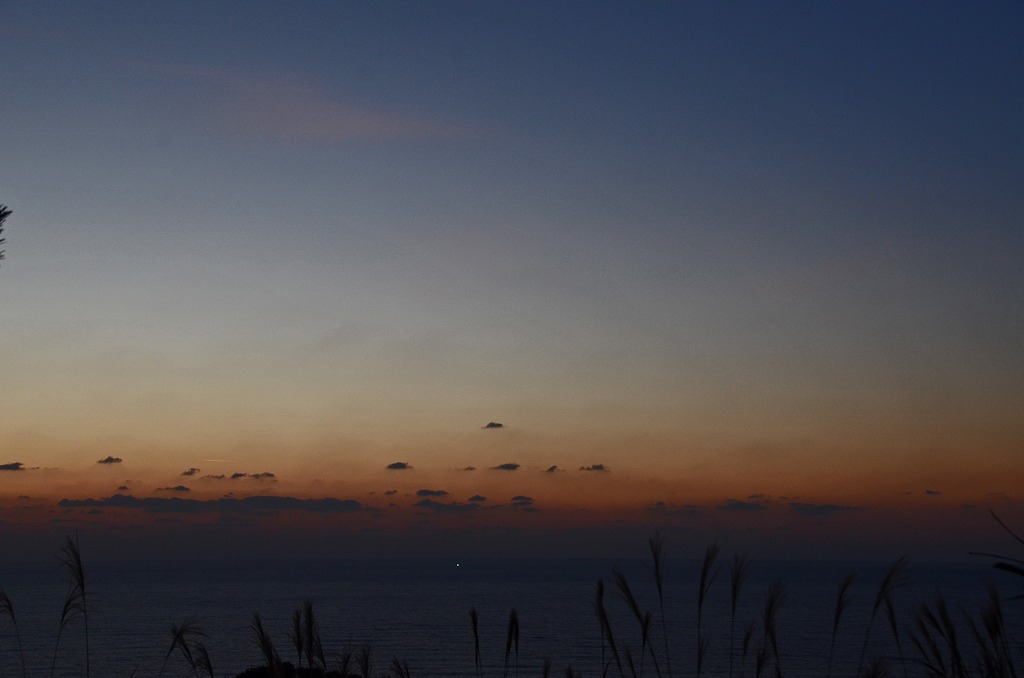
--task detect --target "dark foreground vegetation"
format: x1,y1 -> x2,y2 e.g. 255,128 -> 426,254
1,516 -> 1022,678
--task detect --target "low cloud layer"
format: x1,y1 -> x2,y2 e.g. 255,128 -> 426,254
720,498 -> 768,511
790,502 -> 860,516
387,462 -> 411,470
647,501 -> 702,516
579,464 -> 608,472
416,489 -> 448,497
59,494 -> 364,515
491,463 -> 519,471
97,456 -> 123,465
415,499 -> 478,513
0,462 -> 24,471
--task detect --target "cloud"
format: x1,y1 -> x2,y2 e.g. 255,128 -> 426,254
647,501 -> 702,516
384,489 -> 398,496
491,463 -> 520,471
925,489 -> 942,495
468,495 -> 487,503
97,456 -> 123,465
790,502 -> 860,517
579,464 -> 609,472
0,462 -> 25,471
545,466 -> 558,473
145,65 -> 469,142
719,499 -> 768,511
416,489 -> 449,497
157,485 -> 190,493
59,495 -> 363,515
234,83 -> 466,142
117,485 -> 129,491
181,468 -> 201,477
510,495 -> 534,507
228,472 -> 276,481
482,422 -> 504,429
462,466 -> 476,471
387,462 -> 412,470
201,474 -> 226,480
415,499 -> 478,513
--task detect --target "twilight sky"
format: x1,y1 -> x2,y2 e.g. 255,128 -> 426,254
1,1 -> 1022,561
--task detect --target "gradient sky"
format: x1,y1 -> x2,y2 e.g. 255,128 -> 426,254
1,2 -> 1022,561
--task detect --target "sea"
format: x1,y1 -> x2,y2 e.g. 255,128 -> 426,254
0,556 -> 1021,678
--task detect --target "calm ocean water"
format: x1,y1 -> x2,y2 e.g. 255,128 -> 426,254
0,556 -> 1021,678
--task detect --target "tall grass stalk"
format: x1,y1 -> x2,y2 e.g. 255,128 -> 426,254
250,612 -> 281,678
968,582 -> 1017,678
741,620 -> 756,678
595,578 -> 625,678
0,588 -> 27,678
648,532 -> 672,678
762,581 -> 785,678
858,556 -> 909,677
50,559 -> 85,677
613,567 -> 655,678
755,645 -> 768,678
390,655 -> 412,678
911,593 -> 967,678
159,615 -> 206,678
640,611 -> 656,678
193,640 -> 214,678
470,607 -> 483,678
826,573 -> 856,678
303,598 -> 326,670
289,607 -> 303,667
52,534 -> 89,678
504,608 -> 520,678
862,656 -> 890,678
729,554 -> 752,678
357,643 -> 374,678
624,648 -> 638,678
338,643 -> 354,678
696,542 -> 720,678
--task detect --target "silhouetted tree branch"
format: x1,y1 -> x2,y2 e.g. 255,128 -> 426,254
0,203 -> 10,266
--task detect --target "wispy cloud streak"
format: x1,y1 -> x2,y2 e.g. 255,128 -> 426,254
140,63 -> 471,142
